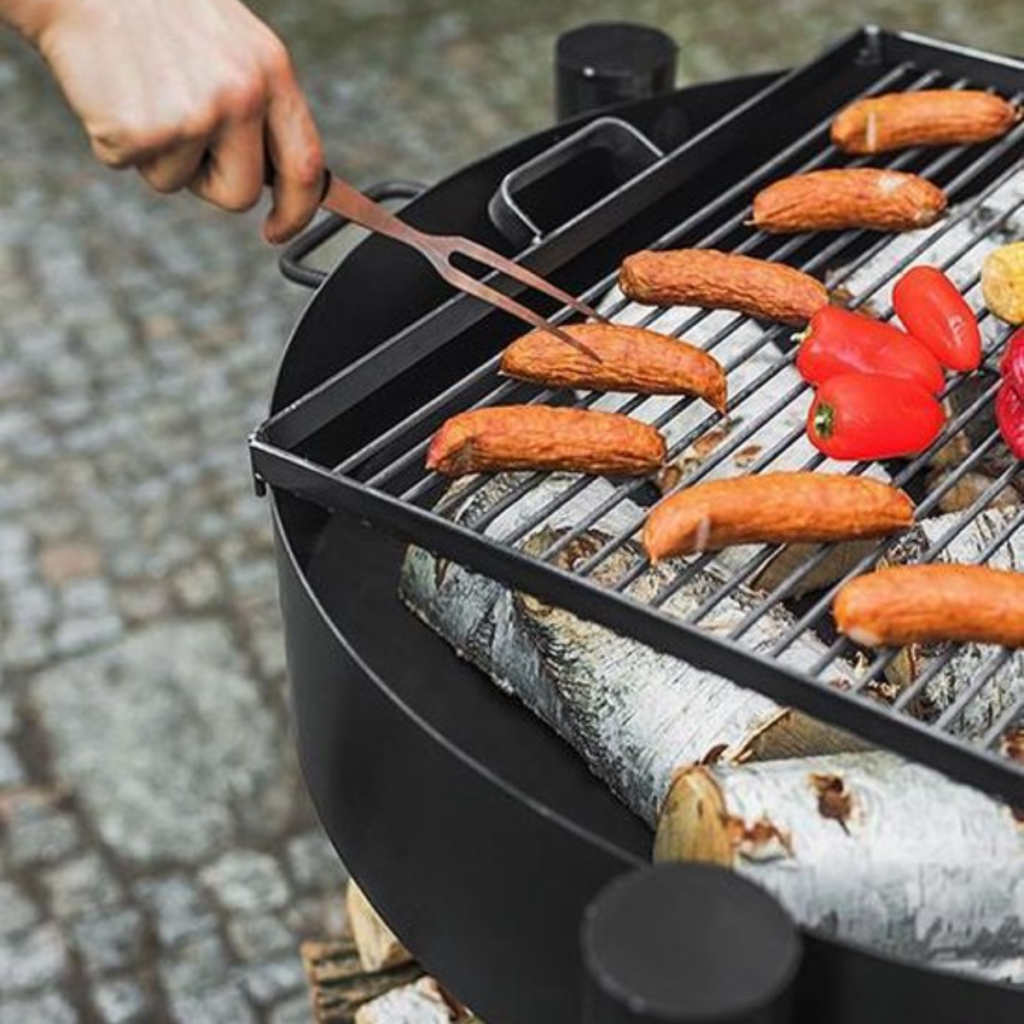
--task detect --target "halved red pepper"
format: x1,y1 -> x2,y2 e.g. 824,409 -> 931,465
892,265 -> 981,372
795,306 -> 944,394
807,372 -> 946,461
996,382 -> 1024,459
999,326 -> 1024,398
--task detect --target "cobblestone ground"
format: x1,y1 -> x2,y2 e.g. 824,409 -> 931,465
1,2 -> 1021,1022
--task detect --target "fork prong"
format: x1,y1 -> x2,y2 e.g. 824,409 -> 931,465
439,262 -> 603,363
448,236 -> 609,324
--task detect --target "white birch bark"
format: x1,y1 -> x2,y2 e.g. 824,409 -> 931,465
655,751 -> 1024,985
401,475 -> 863,826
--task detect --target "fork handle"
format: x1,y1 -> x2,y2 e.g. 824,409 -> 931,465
264,163 -> 427,249
318,172 -> 432,250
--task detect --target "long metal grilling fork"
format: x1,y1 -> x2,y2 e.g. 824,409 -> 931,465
318,173 -> 606,360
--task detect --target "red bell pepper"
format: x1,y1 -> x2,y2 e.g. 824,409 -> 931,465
795,306 -> 944,394
892,265 -> 981,372
995,382 -> 1024,459
807,372 -> 946,461
999,327 -> 1024,399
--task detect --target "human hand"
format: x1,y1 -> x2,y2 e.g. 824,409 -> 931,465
4,0 -> 324,243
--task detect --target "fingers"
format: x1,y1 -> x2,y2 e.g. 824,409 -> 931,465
263,64 -> 325,244
137,136 -> 208,194
188,112 -> 265,212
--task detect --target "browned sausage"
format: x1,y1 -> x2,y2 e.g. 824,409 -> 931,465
642,473 -> 914,563
752,169 -> 947,233
831,90 -> 1021,154
426,406 -> 666,477
501,323 -> 728,412
834,564 -> 1024,648
619,249 -> 829,326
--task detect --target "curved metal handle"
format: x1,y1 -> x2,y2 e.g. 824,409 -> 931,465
278,180 -> 427,288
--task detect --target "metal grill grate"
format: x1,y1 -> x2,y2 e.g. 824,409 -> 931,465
252,28 -> 1024,804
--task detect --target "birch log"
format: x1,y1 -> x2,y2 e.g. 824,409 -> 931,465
347,881 -> 413,972
400,475 -> 865,825
355,978 -> 473,1024
883,506 -> 1024,739
655,751 -> 1024,985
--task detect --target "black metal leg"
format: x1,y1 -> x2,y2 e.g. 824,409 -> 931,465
580,864 -> 801,1024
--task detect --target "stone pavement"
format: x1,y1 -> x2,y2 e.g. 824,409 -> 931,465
1,3 -> 1021,1023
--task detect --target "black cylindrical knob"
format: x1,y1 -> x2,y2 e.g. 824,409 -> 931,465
581,864 -> 801,1024
555,22 -> 678,121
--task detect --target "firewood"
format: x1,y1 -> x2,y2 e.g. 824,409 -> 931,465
654,751 -> 1024,985
300,936 -> 423,1024
347,881 -> 414,971
355,978 -> 476,1024
401,476 -> 866,826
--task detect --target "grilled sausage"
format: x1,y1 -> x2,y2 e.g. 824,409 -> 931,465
501,323 -> 728,412
426,406 -> 666,477
619,249 -> 829,326
831,90 -> 1021,154
834,564 -> 1024,648
752,169 -> 947,233
642,473 -> 914,562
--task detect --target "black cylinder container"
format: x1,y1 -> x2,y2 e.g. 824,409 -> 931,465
556,23 -> 679,120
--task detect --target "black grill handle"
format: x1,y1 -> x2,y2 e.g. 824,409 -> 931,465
278,180 -> 427,288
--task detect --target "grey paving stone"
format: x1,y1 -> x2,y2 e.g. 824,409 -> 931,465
269,993 -> 314,1024
4,797 -> 81,867
159,932 -> 230,999
167,985 -> 257,1024
5,583 -> 56,628
1,627 -> 49,671
0,739 -> 25,787
92,977 -> 151,1024
0,991 -> 78,1024
0,695 -> 15,735
31,621 -> 292,865
0,921 -> 69,992
241,955 -> 306,1006
135,874 -> 216,948
43,853 -> 123,920
171,559 -> 224,611
226,913 -> 294,963
72,908 -> 145,976
53,616 -> 123,657
201,850 -> 290,914
0,880 -> 40,937
286,831 -> 347,893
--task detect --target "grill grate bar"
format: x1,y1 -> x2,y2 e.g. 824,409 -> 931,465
394,77 -> 1022,512
344,63 -> 921,489
685,366 -> 1010,640
254,32 -> 1024,799
935,644 -> 1016,732
982,692 -> 1024,752
769,384 -> 1017,667
804,454 -> 1021,688
518,135 -> 1024,578
729,401 -> 1008,655
886,498 -> 1024,709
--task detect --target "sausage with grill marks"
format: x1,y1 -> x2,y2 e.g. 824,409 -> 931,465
753,168 -> 947,233
501,322 -> 728,411
642,473 -> 914,563
834,563 -> 1024,648
831,89 -> 1021,154
618,249 -> 829,326
426,405 -> 666,477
